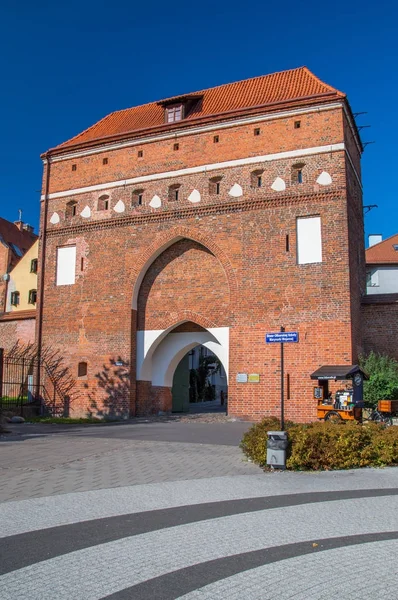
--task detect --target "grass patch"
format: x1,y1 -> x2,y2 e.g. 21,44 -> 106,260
27,417 -> 107,424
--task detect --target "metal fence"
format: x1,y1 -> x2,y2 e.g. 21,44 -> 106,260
0,347 -> 72,418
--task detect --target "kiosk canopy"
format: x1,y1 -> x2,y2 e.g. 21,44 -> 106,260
310,365 -> 369,381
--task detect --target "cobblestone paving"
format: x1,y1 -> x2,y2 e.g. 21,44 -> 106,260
1,420 -> 397,599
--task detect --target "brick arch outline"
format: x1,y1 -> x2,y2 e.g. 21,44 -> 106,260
131,225 -> 238,312
151,310 -> 219,332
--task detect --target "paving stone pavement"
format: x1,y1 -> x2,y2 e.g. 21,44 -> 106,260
1,419 -> 397,599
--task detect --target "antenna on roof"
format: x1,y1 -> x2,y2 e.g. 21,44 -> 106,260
353,112 -> 367,117
18,208 -> 22,221
357,125 -> 371,131
362,141 -> 375,150
363,205 -> 378,214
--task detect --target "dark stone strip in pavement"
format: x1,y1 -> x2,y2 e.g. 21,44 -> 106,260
1,488 -> 397,575
104,531 -> 398,600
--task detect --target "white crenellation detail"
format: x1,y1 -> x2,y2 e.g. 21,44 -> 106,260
80,205 -> 91,218
149,195 -> 162,208
316,171 -> 332,186
228,183 -> 243,197
41,143 -> 346,200
113,200 -> 125,213
50,212 -> 60,224
271,177 -> 286,191
188,189 -> 201,203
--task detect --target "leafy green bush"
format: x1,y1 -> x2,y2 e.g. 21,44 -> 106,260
241,417 -> 398,470
359,351 -> 398,407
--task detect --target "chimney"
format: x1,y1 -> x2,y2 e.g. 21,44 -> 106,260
368,234 -> 382,247
22,223 -> 34,233
14,220 -> 24,231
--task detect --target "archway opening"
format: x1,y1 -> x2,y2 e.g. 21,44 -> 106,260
172,344 -> 228,413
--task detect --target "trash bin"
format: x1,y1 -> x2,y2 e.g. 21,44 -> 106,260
266,431 -> 288,469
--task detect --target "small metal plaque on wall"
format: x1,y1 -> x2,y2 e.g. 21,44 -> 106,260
236,373 -> 248,383
248,373 -> 260,383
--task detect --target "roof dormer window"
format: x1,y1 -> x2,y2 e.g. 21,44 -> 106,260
166,104 -> 183,123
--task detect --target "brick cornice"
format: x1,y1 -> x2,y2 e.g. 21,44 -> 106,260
45,190 -> 344,239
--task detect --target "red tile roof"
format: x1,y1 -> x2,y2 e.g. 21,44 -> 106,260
366,234 -> 398,264
51,67 -> 345,154
0,218 -> 37,259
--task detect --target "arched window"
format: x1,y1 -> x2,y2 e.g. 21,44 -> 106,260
168,184 -> 181,202
209,176 -> 223,195
98,195 -> 110,211
65,200 -> 77,218
251,169 -> 264,188
28,289 -> 37,304
132,189 -> 144,207
291,163 -> 305,185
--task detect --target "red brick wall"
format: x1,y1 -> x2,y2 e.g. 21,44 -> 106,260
39,101 -> 365,421
46,108 -> 344,194
361,298 -> 398,361
0,318 -> 36,351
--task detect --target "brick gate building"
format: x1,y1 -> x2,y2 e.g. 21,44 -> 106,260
38,66 -> 365,421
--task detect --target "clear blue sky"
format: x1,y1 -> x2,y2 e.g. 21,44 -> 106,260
1,0 -> 396,243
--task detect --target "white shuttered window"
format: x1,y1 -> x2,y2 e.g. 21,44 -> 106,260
56,246 -> 76,285
297,216 -> 322,264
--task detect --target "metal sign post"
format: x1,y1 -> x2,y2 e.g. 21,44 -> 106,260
265,328 -> 299,431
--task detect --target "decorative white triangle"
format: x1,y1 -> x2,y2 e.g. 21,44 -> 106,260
149,195 -> 162,208
229,183 -> 243,197
188,189 -> 201,203
81,205 -> 91,218
271,177 -> 286,191
316,171 -> 332,186
113,200 -> 125,213
50,212 -> 60,224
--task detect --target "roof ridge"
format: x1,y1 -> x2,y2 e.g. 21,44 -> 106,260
366,232 -> 398,251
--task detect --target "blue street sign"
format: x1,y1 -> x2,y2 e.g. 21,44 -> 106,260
266,332 -> 299,343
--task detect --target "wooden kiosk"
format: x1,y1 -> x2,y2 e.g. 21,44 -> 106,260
310,365 -> 369,422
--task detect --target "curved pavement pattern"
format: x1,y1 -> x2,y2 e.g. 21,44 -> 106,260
1,421 -> 398,599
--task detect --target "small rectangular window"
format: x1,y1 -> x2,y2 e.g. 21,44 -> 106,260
254,128 -> 261,136
78,362 -> 88,378
72,164 -> 77,171
216,182 -> 220,195
11,291 -> 20,306
213,135 -> 219,143
297,169 -> 303,184
294,121 -> 301,129
103,157 -> 108,165
257,176 -> 262,188
137,150 -> 143,158
296,217 -> 322,264
173,143 -> 179,151
286,234 -> 290,252
81,257 -> 84,271
56,246 -> 76,286
28,289 -> 37,304
30,258 -> 38,273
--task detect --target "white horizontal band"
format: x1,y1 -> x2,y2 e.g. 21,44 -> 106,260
44,102 -> 346,163
42,143 -> 346,200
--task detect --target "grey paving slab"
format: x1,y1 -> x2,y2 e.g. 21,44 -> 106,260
1,497 -> 397,600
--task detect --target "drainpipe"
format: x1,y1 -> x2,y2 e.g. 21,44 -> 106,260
36,152 -> 51,394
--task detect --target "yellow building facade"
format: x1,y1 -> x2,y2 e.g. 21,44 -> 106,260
6,240 -> 39,312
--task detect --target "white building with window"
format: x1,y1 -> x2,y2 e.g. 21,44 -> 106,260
366,234 -> 398,295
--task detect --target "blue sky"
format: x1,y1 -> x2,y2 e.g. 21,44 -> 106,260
1,0 -> 396,242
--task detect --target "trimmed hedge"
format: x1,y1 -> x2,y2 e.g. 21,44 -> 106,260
240,418 -> 398,471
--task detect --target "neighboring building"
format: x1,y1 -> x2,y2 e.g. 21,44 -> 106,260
38,66 -> 365,421
361,233 -> 398,361
0,218 -> 37,313
0,219 -> 37,350
366,234 -> 398,294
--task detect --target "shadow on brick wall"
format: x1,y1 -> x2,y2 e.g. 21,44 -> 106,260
85,357 -> 131,420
